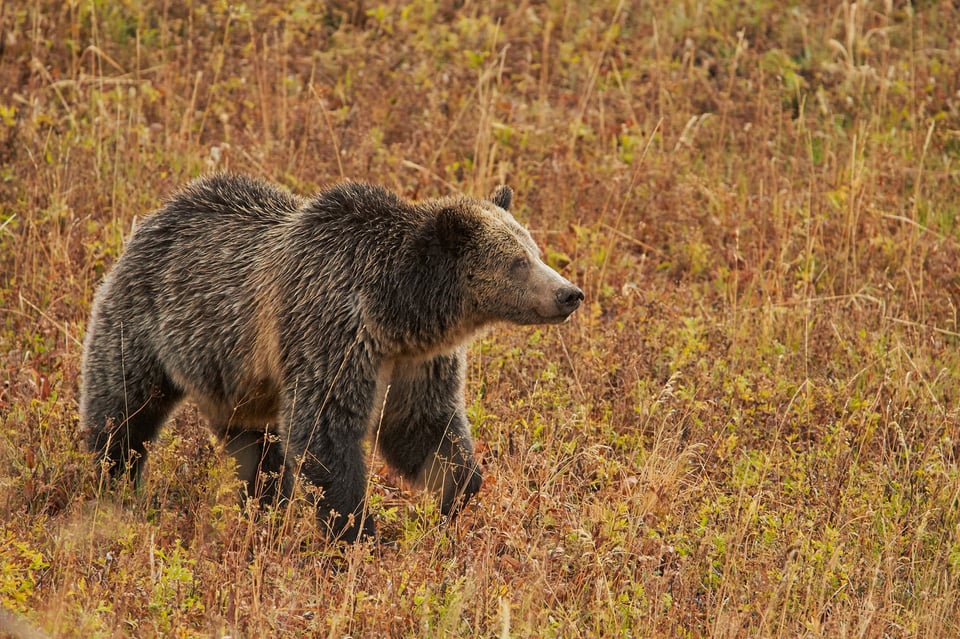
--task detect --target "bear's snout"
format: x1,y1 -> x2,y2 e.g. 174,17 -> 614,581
524,260 -> 584,324
555,285 -> 584,316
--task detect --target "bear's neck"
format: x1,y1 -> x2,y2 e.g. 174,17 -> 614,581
363,252 -> 476,358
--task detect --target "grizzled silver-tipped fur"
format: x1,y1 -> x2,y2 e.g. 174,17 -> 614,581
80,173 -> 583,542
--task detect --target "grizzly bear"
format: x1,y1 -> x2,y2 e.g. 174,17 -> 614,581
80,174 -> 583,541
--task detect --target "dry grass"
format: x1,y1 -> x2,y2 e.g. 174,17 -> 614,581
2,1 -> 959,637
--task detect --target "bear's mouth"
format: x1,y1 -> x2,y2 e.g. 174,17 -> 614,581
540,287 -> 583,323
539,309 -> 577,324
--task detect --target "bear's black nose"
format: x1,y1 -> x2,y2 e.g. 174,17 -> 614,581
556,286 -> 584,314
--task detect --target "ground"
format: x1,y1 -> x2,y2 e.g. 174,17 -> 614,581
1,1 -> 959,637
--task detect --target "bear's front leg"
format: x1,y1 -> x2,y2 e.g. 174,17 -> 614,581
420,425 -> 482,517
298,438 -> 376,542
377,351 -> 482,517
282,358 -> 379,542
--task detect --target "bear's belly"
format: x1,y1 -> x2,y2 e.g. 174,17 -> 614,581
194,376 -> 282,432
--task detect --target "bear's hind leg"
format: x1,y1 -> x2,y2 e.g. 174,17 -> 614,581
224,429 -> 293,505
81,314 -> 184,482
81,363 -> 182,482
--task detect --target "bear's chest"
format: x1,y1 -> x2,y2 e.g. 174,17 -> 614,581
367,359 -> 396,435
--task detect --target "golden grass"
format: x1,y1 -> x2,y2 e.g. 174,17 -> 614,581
2,1 -> 959,636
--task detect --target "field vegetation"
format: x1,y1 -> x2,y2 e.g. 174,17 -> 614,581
1,0 -> 959,636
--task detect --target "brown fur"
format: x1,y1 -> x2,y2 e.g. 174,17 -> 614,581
80,174 -> 583,541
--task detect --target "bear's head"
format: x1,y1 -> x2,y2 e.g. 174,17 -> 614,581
419,186 -> 584,328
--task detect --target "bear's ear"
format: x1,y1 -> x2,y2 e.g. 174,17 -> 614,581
489,185 -> 513,211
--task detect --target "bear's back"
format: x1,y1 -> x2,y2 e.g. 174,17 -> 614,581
296,181 -> 418,242
105,174 -> 298,294
164,173 -> 303,225
100,175 -> 301,356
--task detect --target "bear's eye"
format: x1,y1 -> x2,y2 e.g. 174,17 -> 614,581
510,256 -> 530,272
